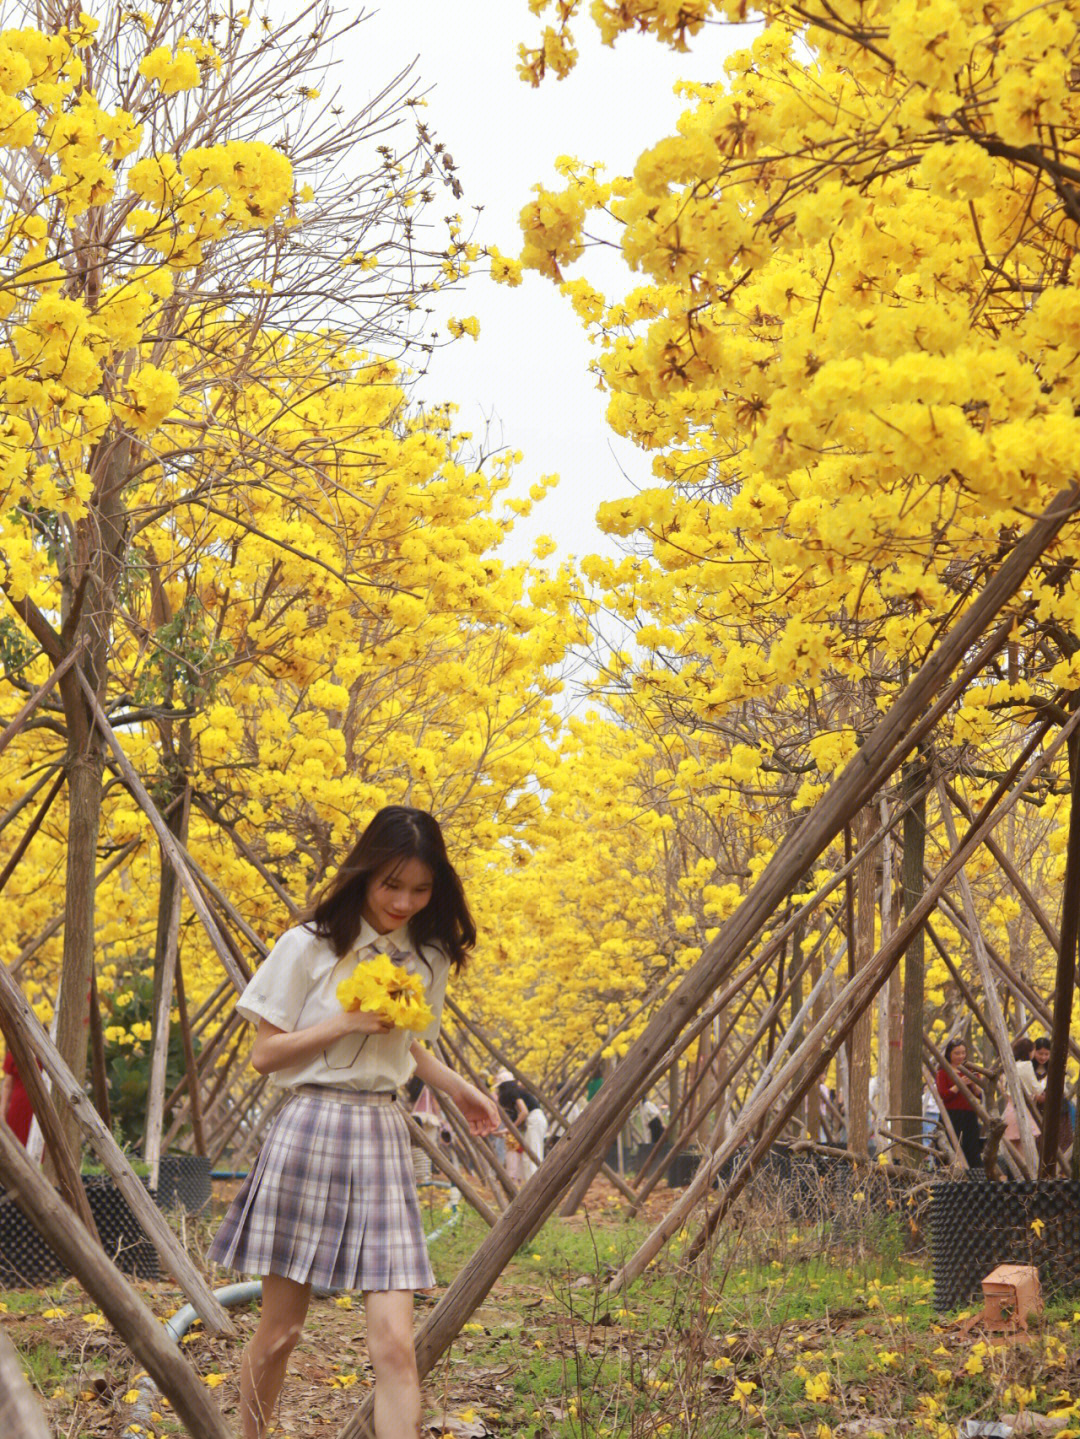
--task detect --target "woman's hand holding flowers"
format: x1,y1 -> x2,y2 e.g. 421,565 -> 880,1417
336,952 -> 435,1034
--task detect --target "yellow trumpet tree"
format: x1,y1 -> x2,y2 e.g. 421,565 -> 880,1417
0,0 -> 483,1154
508,0 -> 1080,1134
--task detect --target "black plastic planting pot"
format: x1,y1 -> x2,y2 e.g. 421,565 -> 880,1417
155,1153 -> 212,1214
930,1179 -> 1080,1311
666,1149 -> 703,1188
0,1155 -> 212,1287
0,1175 -> 161,1287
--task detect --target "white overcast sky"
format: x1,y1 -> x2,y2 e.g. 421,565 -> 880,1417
333,5 -> 757,561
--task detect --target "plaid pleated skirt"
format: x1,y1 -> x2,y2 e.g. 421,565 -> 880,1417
206,1089 -> 434,1292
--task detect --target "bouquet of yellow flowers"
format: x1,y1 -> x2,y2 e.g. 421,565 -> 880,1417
336,953 -> 434,1033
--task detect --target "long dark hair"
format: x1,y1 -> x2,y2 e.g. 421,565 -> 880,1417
943,1038 -> 966,1064
303,806 -> 475,967
1013,1037 -> 1034,1063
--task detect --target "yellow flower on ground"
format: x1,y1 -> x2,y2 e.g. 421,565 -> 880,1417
805,1372 -> 832,1403
336,953 -> 434,1032
203,1372 -> 226,1387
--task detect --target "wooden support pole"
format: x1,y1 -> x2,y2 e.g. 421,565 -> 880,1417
161,1017 -> 241,1151
235,1091 -> 285,1171
933,892 -> 1080,1065
192,795 -> 301,919
618,781 -> 931,1136
849,808 -> 876,1158
0,643 -> 84,763
0,1120 -> 232,1438
900,758 -> 928,1157
0,764 -> 61,840
87,965 -> 112,1132
0,769 -> 65,897
1039,727 -> 1080,1173
630,1024 -> 731,1203
7,828 -> 153,979
194,1030 -> 248,1138
173,841 -> 267,969
190,976 -> 233,1034
0,1328 -> 52,1439
436,1089 -> 507,1211
923,917 -> 996,1040
633,910 -> 847,1206
162,1008 -> 243,1139
945,779 -> 1060,953
172,950 -> 205,1156
400,1109 -> 497,1227
436,1036 -> 517,1202
144,785 -> 191,1190
0,958 -> 234,1334
203,1069 -> 264,1153
210,1075 -> 268,1167
0,1007 -> 98,1239
75,673 -> 248,994
551,790 -> 906,1131
444,996 -> 638,1205
936,778 -> 1040,1174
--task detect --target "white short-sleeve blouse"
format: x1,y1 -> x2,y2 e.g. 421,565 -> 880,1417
235,918 -> 451,1092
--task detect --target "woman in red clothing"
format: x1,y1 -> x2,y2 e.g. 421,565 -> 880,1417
936,1038 -> 983,1170
1,1049 -> 34,1145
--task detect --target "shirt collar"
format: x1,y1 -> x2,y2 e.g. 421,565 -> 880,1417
353,917 -> 412,953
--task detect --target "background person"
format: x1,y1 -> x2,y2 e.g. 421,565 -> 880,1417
1003,1036 -> 1044,1143
936,1038 -> 983,1170
1,1048 -> 34,1146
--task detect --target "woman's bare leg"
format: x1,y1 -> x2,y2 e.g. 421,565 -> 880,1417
365,1290 -> 421,1438
240,1273 -> 312,1439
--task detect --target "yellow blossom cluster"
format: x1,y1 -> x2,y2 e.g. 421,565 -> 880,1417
336,954 -> 435,1032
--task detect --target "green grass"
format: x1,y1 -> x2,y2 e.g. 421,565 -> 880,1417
8,1183 -> 1080,1439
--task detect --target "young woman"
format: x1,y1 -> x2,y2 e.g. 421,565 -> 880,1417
1003,1035 -> 1044,1143
935,1038 -> 983,1170
207,807 -> 501,1439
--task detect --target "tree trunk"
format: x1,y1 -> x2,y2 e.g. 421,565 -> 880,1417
52,440 -> 131,1163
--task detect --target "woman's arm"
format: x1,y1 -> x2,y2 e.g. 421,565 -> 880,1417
409,1042 -> 500,1134
936,1068 -> 957,1103
250,1010 -> 392,1075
